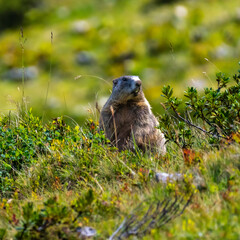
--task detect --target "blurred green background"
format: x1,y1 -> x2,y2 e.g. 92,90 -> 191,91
0,0 -> 240,123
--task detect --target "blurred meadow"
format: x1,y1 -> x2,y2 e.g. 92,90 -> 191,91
1,1 -> 240,239
0,0 -> 240,122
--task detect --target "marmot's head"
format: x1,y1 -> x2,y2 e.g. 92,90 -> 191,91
111,76 -> 144,102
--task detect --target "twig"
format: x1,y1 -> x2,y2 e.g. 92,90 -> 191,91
170,104 -> 228,140
116,157 -> 136,176
109,219 -> 126,240
109,193 -> 193,239
110,106 -> 118,149
172,106 -> 208,134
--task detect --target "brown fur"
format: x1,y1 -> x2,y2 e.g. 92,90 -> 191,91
100,76 -> 166,154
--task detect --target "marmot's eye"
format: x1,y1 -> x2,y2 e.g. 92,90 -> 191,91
122,77 -> 127,81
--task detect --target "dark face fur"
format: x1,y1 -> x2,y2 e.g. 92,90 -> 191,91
112,76 -> 143,102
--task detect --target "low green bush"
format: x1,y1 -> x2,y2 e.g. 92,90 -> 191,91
1,67 -> 240,239
159,65 -> 240,150
0,111 -> 111,196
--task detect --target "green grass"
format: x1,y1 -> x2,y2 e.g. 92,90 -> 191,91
0,0 -> 240,238
0,106 -> 239,239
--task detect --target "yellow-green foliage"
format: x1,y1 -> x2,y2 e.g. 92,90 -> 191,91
0,0 -> 240,238
0,106 -> 239,239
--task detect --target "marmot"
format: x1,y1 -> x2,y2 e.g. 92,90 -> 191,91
99,76 -> 166,154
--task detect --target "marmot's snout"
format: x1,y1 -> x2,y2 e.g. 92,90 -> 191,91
132,80 -> 141,96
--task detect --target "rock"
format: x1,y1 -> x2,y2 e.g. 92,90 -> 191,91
175,5 -> 188,19
76,226 -> 96,239
3,66 -> 38,82
191,27 -> 207,42
75,51 -> 95,65
72,20 -> 91,34
155,172 -> 183,184
192,171 -> 207,190
214,44 -> 233,59
155,171 -> 206,190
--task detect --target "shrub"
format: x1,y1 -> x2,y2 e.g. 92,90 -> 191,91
159,64 -> 240,150
0,110 -> 111,196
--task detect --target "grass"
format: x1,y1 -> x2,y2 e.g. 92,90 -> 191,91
0,105 -> 239,239
0,1 -> 240,238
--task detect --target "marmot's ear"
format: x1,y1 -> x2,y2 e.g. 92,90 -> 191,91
113,79 -> 118,85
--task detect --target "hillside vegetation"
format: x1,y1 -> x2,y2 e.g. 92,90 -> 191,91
0,0 -> 240,239
0,67 -> 240,239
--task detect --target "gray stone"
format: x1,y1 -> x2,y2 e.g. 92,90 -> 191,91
75,51 -> 95,65
76,226 -> 96,239
214,44 -> 233,59
155,172 -> 182,183
192,171 -> 206,190
3,66 -> 38,82
155,171 -> 206,190
72,20 -> 91,34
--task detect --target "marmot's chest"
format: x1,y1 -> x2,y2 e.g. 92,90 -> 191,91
112,105 -> 139,142
113,104 -> 149,127
115,105 -> 135,119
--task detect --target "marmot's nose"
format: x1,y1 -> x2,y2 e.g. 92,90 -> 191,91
135,80 -> 141,87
